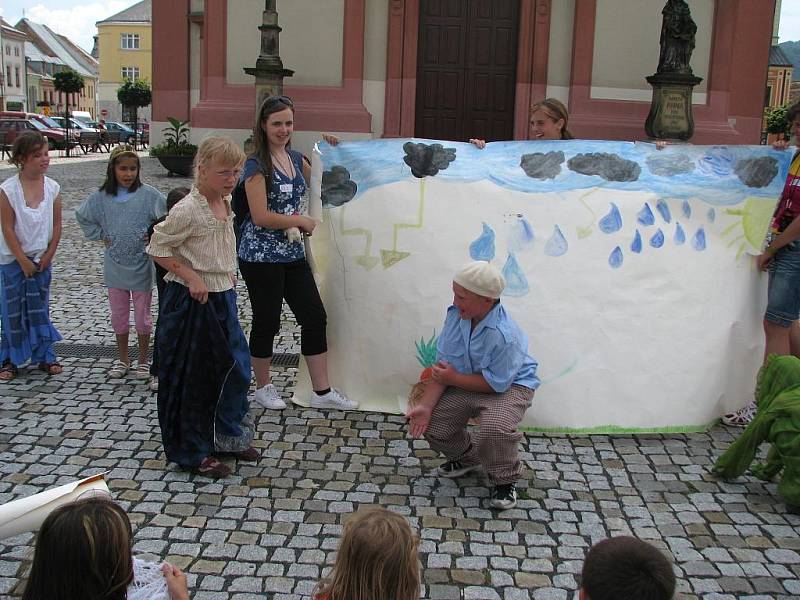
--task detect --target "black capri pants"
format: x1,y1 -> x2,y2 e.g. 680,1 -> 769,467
238,258 -> 327,358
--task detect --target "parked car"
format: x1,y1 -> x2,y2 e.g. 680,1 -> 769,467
0,111 -> 73,139
50,116 -> 103,134
103,121 -> 137,143
0,118 -> 69,149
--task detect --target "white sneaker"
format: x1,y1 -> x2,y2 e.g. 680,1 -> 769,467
721,401 -> 757,427
310,388 -> 358,410
254,384 -> 287,409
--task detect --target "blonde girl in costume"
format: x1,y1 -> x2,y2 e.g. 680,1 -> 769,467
147,136 -> 257,479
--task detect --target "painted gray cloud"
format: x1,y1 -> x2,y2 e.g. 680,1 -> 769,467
567,153 -> 641,182
520,151 -> 565,180
321,166 -> 357,207
402,142 -> 457,178
645,153 -> 695,177
734,156 -> 779,188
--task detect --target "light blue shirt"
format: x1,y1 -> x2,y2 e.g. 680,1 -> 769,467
436,303 -> 540,393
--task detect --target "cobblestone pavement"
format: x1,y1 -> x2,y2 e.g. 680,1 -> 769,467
1,158 -> 800,599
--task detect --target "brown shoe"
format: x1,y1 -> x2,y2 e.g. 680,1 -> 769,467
232,446 -> 260,461
193,456 -> 231,478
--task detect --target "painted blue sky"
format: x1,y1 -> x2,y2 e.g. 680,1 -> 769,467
319,140 -> 793,206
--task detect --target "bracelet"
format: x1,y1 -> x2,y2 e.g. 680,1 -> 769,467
765,245 -> 778,255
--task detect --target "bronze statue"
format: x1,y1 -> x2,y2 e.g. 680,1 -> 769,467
657,0 -> 697,75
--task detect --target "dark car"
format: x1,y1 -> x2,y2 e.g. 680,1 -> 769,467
0,118 -> 69,149
103,121 -> 137,143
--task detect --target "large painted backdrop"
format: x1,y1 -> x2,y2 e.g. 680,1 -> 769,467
293,139 -> 793,432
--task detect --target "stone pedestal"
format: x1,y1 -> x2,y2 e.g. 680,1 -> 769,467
644,72 -> 703,141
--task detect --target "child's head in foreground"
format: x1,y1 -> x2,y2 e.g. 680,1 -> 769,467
452,260 -> 505,320
193,135 -> 246,196
101,144 -> 141,195
9,131 -> 49,172
23,496 -> 133,600
314,506 -> 420,600
580,536 -> 676,600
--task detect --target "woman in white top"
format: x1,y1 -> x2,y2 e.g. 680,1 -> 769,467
0,131 -> 63,382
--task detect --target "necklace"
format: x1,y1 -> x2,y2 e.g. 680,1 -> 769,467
271,151 -> 295,179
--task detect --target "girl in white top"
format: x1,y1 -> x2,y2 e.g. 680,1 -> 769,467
0,131 -> 63,382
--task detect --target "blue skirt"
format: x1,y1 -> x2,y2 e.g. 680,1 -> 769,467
0,262 -> 61,365
155,282 -> 253,468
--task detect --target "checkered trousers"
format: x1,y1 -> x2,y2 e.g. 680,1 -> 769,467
424,384 -> 534,484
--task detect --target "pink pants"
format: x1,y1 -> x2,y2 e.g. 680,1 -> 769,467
107,288 -> 153,335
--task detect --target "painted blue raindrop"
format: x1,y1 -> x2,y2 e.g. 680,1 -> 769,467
692,227 -> 707,251
608,246 -> 623,269
650,228 -> 665,248
637,203 -> 655,226
544,225 -> 568,257
674,222 -> 686,245
707,208 -> 716,223
509,216 -> 535,252
630,229 -> 642,254
599,203 -> 623,233
656,199 -> 671,223
682,200 -> 691,219
502,253 -> 530,297
469,222 -> 496,261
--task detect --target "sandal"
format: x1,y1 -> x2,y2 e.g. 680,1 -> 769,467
0,361 -> 18,382
37,362 -> 63,375
721,401 -> 757,427
132,362 -> 150,380
231,446 -> 260,461
193,456 -> 231,479
109,360 -> 129,379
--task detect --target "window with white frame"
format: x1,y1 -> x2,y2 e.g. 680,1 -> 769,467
121,67 -> 140,81
120,33 -> 140,49
14,46 -> 19,57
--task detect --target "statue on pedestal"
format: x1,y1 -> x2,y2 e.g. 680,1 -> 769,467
645,0 -> 703,141
657,0 -> 698,75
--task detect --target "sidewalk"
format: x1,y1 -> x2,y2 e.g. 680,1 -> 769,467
0,158 -> 798,599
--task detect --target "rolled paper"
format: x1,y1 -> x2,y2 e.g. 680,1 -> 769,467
0,473 -> 110,540
309,143 -> 324,221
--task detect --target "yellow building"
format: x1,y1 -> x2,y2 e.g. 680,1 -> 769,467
96,0 -> 151,123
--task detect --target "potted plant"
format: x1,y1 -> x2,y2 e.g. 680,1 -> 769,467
149,117 -> 198,177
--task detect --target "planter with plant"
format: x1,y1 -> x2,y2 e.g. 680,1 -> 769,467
149,117 -> 198,177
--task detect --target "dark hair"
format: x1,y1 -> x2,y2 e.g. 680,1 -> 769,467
100,145 -> 142,195
166,186 -> 190,212
786,101 -> 800,127
581,537 -> 675,600
531,98 -> 574,140
22,497 -> 134,600
252,95 -> 295,182
9,131 -> 48,167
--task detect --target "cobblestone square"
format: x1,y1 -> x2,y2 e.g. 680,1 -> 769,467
0,158 -> 799,599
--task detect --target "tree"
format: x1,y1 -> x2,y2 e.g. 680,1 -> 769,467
53,69 -> 85,157
765,104 -> 790,138
117,79 -> 152,146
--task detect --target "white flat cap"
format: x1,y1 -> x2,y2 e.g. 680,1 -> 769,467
453,261 -> 505,299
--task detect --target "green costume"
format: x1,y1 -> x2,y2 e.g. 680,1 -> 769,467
713,355 -> 800,507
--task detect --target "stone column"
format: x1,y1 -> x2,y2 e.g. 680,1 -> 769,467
243,0 -> 294,120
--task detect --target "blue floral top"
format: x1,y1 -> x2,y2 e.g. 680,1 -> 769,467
237,152 -> 307,263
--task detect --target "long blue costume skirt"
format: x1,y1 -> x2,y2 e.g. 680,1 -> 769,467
156,282 -> 253,468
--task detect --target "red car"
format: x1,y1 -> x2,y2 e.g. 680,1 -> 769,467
0,118 -> 70,150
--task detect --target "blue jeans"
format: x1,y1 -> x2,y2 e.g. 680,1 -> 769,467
766,240 -> 800,328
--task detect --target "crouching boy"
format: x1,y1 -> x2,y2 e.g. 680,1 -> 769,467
406,260 -> 539,509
